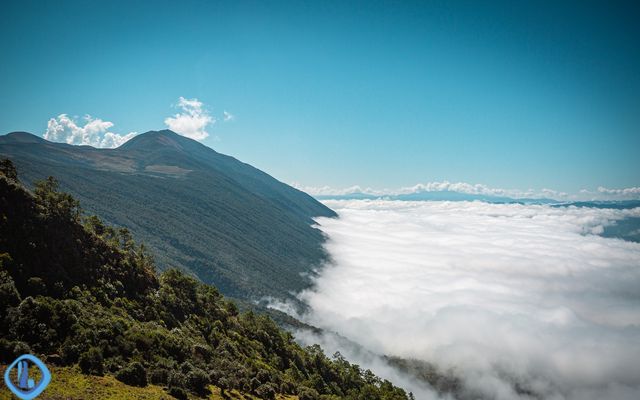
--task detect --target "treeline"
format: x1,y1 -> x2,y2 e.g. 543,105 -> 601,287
0,159 -> 409,400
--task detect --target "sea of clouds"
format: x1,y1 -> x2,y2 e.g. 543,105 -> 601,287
294,200 -> 640,400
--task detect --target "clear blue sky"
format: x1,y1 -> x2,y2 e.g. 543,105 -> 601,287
1,0 -> 639,193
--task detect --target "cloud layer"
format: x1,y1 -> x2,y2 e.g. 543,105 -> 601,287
293,182 -> 640,201
44,114 -> 137,148
164,97 -> 214,140
300,200 -> 640,400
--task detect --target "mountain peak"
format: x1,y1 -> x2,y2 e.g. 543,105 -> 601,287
119,129 -> 193,150
119,130 -> 220,164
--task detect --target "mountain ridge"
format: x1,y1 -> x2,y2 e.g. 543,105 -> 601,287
0,130 -> 335,302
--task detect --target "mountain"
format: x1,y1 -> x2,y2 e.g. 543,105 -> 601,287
0,165 -> 409,400
0,130 -> 336,302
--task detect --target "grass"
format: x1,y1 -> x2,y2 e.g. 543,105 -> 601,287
0,366 -> 299,400
1,366 -> 171,400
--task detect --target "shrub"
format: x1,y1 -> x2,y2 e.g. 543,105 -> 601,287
168,371 -> 187,388
280,381 -> 295,394
26,277 -> 46,296
115,361 -> 147,387
179,360 -> 195,374
149,368 -> 169,385
0,339 -> 15,363
61,340 -> 82,364
186,367 -> 210,396
46,354 -> 63,365
0,159 -> 18,181
298,387 -> 320,400
256,383 -> 276,400
0,270 -> 21,314
12,341 -> 31,359
217,377 -> 230,394
78,347 -> 104,375
168,386 -> 188,400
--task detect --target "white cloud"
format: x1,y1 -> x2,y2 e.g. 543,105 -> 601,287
298,200 -> 640,400
223,110 -> 234,122
164,97 -> 214,141
293,181 -> 640,201
44,114 -> 137,148
292,183 -> 374,196
293,181 -> 562,200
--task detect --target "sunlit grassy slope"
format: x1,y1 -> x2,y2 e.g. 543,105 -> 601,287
0,367 -> 300,400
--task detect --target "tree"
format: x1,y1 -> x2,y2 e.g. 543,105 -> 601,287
186,367 -> 210,396
0,269 -> 20,318
34,176 -> 80,220
168,387 -> 188,400
149,368 -> 169,385
298,387 -> 320,400
79,347 -> 104,375
115,361 -> 147,387
218,377 -> 230,397
255,383 -> 276,400
0,159 -> 17,181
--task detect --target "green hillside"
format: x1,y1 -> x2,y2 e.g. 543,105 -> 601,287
0,131 -> 336,302
0,161 -> 408,400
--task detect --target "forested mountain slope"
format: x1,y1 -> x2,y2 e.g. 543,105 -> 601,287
0,131 -> 336,301
0,161 -> 407,400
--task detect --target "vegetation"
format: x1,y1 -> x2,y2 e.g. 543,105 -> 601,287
0,160 -> 408,400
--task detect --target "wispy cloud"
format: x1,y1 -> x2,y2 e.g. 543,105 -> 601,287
164,97 -> 215,141
299,200 -> 640,400
597,186 -> 640,197
44,114 -> 137,148
223,110 -> 235,122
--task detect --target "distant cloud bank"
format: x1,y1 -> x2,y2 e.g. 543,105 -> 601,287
597,186 -> 640,196
293,181 -> 640,201
299,200 -> 640,400
44,114 -> 137,148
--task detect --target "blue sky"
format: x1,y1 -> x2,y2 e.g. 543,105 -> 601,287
1,0 -> 639,196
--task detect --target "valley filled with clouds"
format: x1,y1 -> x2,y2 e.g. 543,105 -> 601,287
299,200 -> 640,400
